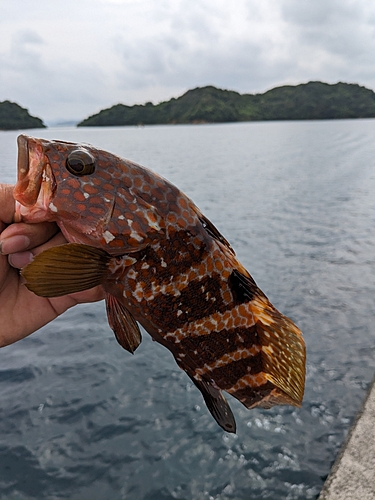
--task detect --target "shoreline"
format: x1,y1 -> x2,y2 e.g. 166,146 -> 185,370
318,374 -> 375,499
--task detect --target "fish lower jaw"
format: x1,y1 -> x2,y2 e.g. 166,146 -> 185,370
14,200 -> 51,223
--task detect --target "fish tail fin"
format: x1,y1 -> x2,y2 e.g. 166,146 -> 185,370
251,293 -> 306,407
228,268 -> 305,408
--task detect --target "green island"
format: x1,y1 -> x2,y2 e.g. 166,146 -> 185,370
0,100 -> 46,130
78,81 -> 375,127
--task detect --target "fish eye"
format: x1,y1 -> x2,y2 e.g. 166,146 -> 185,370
66,149 -> 95,176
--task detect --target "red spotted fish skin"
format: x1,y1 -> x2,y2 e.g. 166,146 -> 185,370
105,234 -> 304,412
15,135 -> 200,254
14,135 -> 306,432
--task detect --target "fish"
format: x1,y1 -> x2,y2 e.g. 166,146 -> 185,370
14,134 -> 306,433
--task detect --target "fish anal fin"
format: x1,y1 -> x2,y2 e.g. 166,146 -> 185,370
191,375 -> 236,433
105,292 -> 142,354
21,243 -> 111,297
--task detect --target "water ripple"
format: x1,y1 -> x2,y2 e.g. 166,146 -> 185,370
1,120 -> 375,499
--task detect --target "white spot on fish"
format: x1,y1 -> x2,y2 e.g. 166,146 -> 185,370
127,269 -> 138,280
177,310 -> 183,317
141,262 -> 150,270
118,215 -> 125,220
42,170 -> 50,182
103,230 -> 115,243
145,212 -> 161,231
126,219 -> 144,242
84,192 -> 90,199
262,345 -> 274,355
49,202 -> 58,213
126,219 -> 143,241
160,257 -> 167,268
133,282 -> 144,303
131,230 -> 144,242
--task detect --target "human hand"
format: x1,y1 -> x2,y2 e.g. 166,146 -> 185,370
0,184 -> 105,347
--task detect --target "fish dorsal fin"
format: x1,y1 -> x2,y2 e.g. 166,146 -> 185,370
190,375 -> 236,433
105,292 -> 142,354
197,212 -> 235,255
21,243 -> 111,297
228,268 -> 257,302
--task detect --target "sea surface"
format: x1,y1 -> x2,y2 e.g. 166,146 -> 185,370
0,120 -> 375,500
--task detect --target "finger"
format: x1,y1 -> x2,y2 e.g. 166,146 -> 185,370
49,285 -> 106,314
0,184 -> 15,228
0,222 -> 59,255
8,231 -> 67,269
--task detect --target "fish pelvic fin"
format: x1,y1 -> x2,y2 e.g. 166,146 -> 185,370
21,243 -> 111,297
105,292 -> 142,354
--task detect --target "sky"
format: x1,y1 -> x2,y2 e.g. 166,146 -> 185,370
1,0 -> 375,124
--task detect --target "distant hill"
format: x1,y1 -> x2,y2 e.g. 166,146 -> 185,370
78,81 -> 375,127
0,101 -> 46,130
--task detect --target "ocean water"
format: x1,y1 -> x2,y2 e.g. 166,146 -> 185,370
0,119 -> 375,499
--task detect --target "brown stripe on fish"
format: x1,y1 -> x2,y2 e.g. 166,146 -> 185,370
176,325 -> 259,365
151,228 -> 209,275
130,273 -> 229,331
228,378 -> 276,408
116,229 -> 214,283
196,351 -> 264,390
165,302 -> 256,343
198,345 -> 262,372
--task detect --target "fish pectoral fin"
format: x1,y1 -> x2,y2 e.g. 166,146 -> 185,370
105,292 -> 142,354
21,243 -> 111,297
192,375 -> 236,433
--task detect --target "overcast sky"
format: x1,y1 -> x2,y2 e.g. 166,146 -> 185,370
1,0 -> 375,124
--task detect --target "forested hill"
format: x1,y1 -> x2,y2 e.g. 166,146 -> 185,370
0,101 -> 46,130
78,81 -> 375,127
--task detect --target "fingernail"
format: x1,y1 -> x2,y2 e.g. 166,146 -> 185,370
8,251 -> 34,269
0,235 -> 31,255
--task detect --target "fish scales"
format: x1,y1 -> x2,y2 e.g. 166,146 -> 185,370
14,135 -> 306,433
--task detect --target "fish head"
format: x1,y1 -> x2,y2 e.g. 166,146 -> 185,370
14,135 -> 57,223
14,135 -> 160,253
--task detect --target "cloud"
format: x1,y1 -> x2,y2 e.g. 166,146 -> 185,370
1,0 -> 375,122
0,28 -> 109,123
113,0 -> 295,95
279,1 -> 375,76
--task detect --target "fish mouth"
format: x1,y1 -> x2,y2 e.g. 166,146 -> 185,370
14,135 -> 55,222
